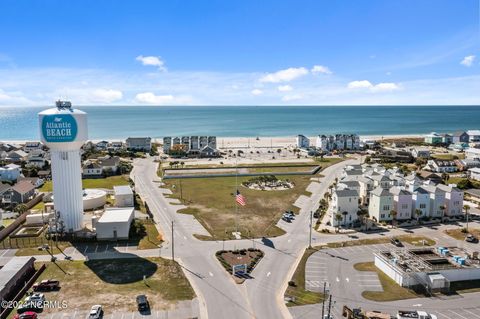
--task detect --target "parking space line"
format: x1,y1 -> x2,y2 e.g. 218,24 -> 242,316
447,310 -> 469,319
463,309 -> 480,319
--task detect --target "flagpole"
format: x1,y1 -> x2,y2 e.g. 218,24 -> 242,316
235,157 -> 239,236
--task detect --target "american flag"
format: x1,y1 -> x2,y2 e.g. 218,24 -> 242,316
235,190 -> 246,206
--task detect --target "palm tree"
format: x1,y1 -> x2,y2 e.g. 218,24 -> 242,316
390,210 -> 398,228
180,161 -> 185,168
414,209 -> 422,224
342,211 -> 348,227
439,205 -> 446,222
335,213 -> 343,232
464,205 -> 471,232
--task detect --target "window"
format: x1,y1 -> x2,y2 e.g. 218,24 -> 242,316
401,204 -> 408,209
380,214 -> 385,218
383,205 -> 390,211
420,204 -> 426,209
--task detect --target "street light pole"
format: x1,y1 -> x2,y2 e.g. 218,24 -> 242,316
171,221 -> 175,261
309,210 -> 313,249
321,282 -> 326,319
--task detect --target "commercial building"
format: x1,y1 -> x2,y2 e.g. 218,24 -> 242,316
375,247 -> 480,293
296,135 -> 310,148
0,257 -> 36,305
113,185 -> 134,207
95,207 -> 134,240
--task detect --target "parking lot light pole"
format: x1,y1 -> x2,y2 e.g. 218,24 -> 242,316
171,221 -> 175,261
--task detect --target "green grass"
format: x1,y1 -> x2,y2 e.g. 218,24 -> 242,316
354,262 -> 420,301
163,173 -> 314,239
15,241 -> 72,256
432,153 -> 464,160
314,157 -> 344,169
31,201 -> 45,211
34,258 -> 195,313
285,247 -> 324,307
2,219 -> 15,227
40,175 -> 130,192
137,220 -> 163,250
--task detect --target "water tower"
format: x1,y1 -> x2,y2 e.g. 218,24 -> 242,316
39,101 -> 88,232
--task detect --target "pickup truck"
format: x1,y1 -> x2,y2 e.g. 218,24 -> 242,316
397,311 -> 437,319
32,279 -> 60,291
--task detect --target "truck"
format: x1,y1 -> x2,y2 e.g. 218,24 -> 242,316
397,311 -> 437,319
32,279 -> 60,291
342,306 -> 392,319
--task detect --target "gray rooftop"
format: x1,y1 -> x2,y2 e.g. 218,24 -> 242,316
335,189 -> 359,197
113,185 -> 133,195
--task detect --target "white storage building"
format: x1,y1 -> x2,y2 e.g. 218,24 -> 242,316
95,207 -> 134,240
114,185 -> 134,207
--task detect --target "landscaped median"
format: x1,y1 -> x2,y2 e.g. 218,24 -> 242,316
215,248 -> 264,284
324,234 -> 436,248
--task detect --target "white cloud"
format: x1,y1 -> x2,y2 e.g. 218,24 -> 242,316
277,85 -> 292,92
460,55 -> 475,67
311,65 -> 332,75
259,67 -> 308,83
92,89 -> 123,103
282,94 -> 303,102
136,55 -> 167,71
134,92 -> 192,105
347,80 -> 400,92
251,89 -> 263,96
347,80 -> 374,89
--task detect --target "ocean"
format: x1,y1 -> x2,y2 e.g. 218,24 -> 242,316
0,105 -> 479,140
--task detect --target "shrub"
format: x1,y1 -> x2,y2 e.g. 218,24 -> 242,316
288,281 -> 297,287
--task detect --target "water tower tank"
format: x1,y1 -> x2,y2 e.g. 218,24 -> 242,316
38,101 -> 88,232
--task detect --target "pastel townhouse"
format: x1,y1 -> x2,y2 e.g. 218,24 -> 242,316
423,185 -> 446,219
389,187 -> 413,220
330,189 -> 360,227
412,187 -> 431,219
369,187 -> 394,222
437,184 -> 464,217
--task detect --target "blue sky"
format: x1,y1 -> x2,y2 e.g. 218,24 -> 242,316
0,0 -> 479,106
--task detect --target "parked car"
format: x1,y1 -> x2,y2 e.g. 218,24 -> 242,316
88,305 -> 103,319
136,295 -> 149,311
465,234 -> 479,243
391,238 -> 403,247
32,279 -> 59,291
13,312 -> 38,319
313,211 -> 320,218
17,301 -> 42,314
282,215 -> 292,223
25,293 -> 45,304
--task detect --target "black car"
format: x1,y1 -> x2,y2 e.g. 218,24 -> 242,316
313,211 -> 320,218
465,234 -> 479,243
391,238 -> 403,247
136,295 -> 149,311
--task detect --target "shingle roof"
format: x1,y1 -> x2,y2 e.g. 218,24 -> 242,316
371,187 -> 391,197
389,187 -> 412,196
12,180 -> 35,194
335,189 -> 359,197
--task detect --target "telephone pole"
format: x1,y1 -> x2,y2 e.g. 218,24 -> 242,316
171,221 -> 175,261
327,294 -> 333,318
321,282 -> 326,319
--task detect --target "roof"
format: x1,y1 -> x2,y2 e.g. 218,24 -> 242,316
98,207 -> 134,223
126,137 -> 151,143
370,174 -> 391,182
0,183 -> 11,193
4,163 -> 20,169
114,185 -> 133,195
8,150 -> 28,157
338,181 -> 360,187
98,156 -> 120,167
12,180 -> 36,194
469,167 -> 480,173
389,187 -> 412,196
371,187 -> 391,197
345,169 -> 362,176
414,187 -> 430,194
453,131 -> 467,137
436,183 -> 461,193
335,189 -> 359,197
467,130 -> 480,136
423,185 -> 446,194
0,257 -> 35,292
465,189 -> 480,198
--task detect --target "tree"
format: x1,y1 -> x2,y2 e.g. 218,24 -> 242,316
15,204 -> 28,214
390,210 -> 398,228
439,205 -> 446,222
335,213 -> 343,232
276,149 -> 282,156
342,211 -> 348,227
464,205 -> 471,232
180,161 -> 185,168
414,209 -> 422,224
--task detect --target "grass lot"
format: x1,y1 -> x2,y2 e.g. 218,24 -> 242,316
447,176 -> 480,189
285,247 -> 324,307
2,219 -> 15,227
432,153 -> 465,160
34,258 -> 195,314
354,262 -> 420,301
163,174 -> 313,239
444,228 -> 480,240
137,219 -> 163,250
325,234 -> 435,248
31,201 -> 45,211
40,175 -> 130,192
15,240 -> 72,256
162,159 -> 343,239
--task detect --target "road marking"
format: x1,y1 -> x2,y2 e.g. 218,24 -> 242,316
209,272 -> 213,277
345,277 -> 349,282
336,277 -> 339,282
448,310 -> 469,319
183,236 -> 187,240
267,272 -> 271,277
463,309 -> 480,319
412,304 -> 422,307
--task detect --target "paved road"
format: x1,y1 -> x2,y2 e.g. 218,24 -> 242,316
131,156 -> 359,319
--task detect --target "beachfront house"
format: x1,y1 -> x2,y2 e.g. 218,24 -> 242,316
296,135 -> 310,149
412,187 -> 430,219
330,189 -> 359,227
452,131 -> 469,144
423,185 -> 446,219
23,141 -> 43,153
424,159 -> 458,173
126,137 -> 152,152
470,167 -> 480,181
6,150 -> 28,163
424,132 -> 443,145
368,187 -> 394,222
441,134 -> 453,145
411,148 -> 430,159
467,130 -> 480,142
